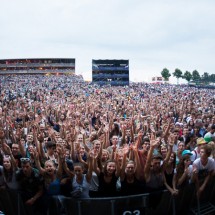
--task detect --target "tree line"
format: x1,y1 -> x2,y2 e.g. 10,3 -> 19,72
161,68 -> 215,85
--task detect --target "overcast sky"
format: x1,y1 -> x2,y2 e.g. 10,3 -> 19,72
1,0 -> 215,83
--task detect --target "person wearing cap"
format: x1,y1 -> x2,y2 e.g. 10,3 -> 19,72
173,151 -> 194,214
192,144 -> 214,198
190,137 -> 207,162
203,124 -> 215,143
173,150 -> 193,189
172,150 -> 192,207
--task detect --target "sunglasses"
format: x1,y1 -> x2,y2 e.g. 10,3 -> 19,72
4,155 -> 11,159
20,157 -> 31,163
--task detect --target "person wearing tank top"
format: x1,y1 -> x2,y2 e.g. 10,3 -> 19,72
71,174 -> 91,198
62,153 -> 94,199
144,134 -> 178,195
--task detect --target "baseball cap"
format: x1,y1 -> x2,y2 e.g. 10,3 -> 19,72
204,133 -> 212,143
196,137 -> 207,145
182,150 -> 192,157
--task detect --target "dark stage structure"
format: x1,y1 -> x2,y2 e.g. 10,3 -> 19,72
92,59 -> 129,86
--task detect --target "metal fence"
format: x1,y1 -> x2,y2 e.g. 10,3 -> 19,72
0,176 -> 215,215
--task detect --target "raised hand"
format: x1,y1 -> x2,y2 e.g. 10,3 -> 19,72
31,148 -> 39,160
16,128 -> 22,140
167,118 -> 172,125
121,123 -> 127,131
192,165 -> 198,175
56,147 -> 64,159
150,133 -> 159,148
168,133 -> 175,147
70,128 -> 76,142
75,125 -> 80,133
150,123 -> 155,133
129,142 -> 135,151
37,133 -> 44,142
2,142 -> 12,155
122,144 -> 129,155
103,123 -> 109,133
32,125 -> 38,136
80,128 -> 85,136
89,150 -> 96,160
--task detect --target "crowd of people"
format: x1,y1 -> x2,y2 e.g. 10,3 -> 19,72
0,74 -> 215,214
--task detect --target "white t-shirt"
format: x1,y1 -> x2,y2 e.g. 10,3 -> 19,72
193,157 -> 215,181
191,147 -> 200,162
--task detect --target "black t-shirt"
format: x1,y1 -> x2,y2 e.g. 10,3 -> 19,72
98,172 -> 118,197
164,170 -> 174,188
120,176 -> 145,196
16,168 -> 43,198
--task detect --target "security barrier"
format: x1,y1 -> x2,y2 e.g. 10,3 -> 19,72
0,177 -> 215,215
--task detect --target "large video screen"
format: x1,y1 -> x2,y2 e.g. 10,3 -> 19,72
92,59 -> 129,71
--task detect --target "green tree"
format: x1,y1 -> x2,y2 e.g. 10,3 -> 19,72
209,74 -> 215,83
192,70 -> 200,82
173,68 -> 183,84
201,72 -> 210,83
183,71 -> 192,83
161,68 -> 171,81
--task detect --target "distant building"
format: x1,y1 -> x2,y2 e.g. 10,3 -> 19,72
92,59 -> 129,86
0,58 -> 75,75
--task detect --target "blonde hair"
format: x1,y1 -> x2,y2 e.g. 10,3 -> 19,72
102,149 -> 110,156
208,141 -> 215,158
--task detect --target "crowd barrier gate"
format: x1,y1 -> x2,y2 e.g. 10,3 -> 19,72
0,176 -> 215,215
